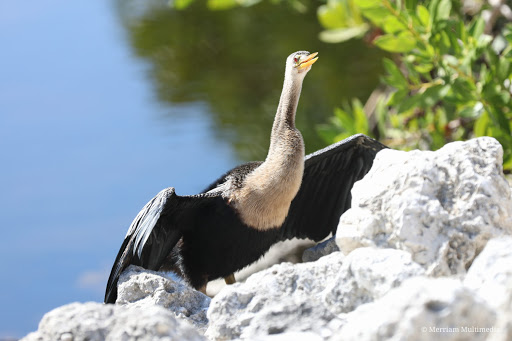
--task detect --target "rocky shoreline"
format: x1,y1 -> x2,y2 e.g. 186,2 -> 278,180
23,137 -> 512,341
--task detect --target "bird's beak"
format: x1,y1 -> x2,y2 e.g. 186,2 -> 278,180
298,52 -> 319,69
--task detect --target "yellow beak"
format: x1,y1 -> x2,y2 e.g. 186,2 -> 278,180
298,52 -> 319,69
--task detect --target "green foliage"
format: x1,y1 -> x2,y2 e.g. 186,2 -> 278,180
317,99 -> 370,141
169,0 -> 308,12
317,0 -> 369,42
318,0 -> 512,170
166,0 -> 512,169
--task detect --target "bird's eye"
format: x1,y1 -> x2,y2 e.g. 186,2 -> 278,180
294,56 -> 300,64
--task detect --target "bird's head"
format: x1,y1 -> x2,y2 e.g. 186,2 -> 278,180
286,51 -> 319,78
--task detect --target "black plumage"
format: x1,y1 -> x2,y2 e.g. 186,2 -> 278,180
104,51 -> 387,304
105,134 -> 386,303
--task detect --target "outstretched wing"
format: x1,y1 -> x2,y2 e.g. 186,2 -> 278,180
104,187 -> 214,303
280,134 -> 387,241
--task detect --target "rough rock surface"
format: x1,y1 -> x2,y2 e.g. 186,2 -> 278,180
465,237 -> 512,341
23,137 -> 512,341
205,252 -> 345,340
333,277 -> 496,341
206,248 -> 424,339
464,237 -> 512,310
117,265 -> 210,330
336,137 -> 512,276
22,302 -> 205,341
322,247 -> 425,314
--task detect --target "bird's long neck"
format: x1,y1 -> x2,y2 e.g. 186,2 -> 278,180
269,76 -> 303,155
231,73 -> 306,231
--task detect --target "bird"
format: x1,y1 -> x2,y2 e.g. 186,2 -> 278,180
104,51 -> 387,304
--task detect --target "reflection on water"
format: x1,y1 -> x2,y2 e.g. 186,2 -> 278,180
115,0 -> 386,160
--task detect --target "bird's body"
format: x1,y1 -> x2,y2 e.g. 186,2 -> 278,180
170,194 -> 282,288
105,51 -> 387,304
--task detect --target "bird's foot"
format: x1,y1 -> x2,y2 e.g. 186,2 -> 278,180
224,273 -> 236,285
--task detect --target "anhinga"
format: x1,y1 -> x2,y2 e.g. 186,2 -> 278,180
105,51 -> 386,304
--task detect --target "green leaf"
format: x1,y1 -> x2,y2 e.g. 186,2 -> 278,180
459,102 -> 483,118
497,58 -> 511,82
360,6 -> 389,26
355,0 -> 382,9
405,0 -> 418,11
172,0 -> 195,9
436,0 -> 451,21
416,5 -> 430,28
469,17 -> 485,40
318,3 -> 347,29
455,20 -> 468,44
374,32 -> 416,53
383,16 -> 407,34
488,106 -> 512,135
334,107 -> 355,129
289,0 -> 307,13
352,99 -> 369,134
382,58 -> 408,90
396,93 -> 421,112
473,111 -> 489,137
504,25 -> 512,45
503,157 -> 512,172
451,78 -> 476,102
319,25 -> 369,43
438,30 -> 452,53
207,0 -> 238,10
387,89 -> 408,106
421,84 -> 450,107
428,0 -> 440,18
317,124 -> 341,144
413,61 -> 434,73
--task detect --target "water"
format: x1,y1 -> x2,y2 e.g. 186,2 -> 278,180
0,0 -> 383,338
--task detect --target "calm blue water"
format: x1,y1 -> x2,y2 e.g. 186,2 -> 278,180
0,1 -> 237,338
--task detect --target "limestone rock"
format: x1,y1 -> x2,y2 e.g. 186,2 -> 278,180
322,247 -> 425,314
21,302 -> 205,341
464,236 -> 512,309
206,248 -> 423,340
205,252 -> 345,340
336,137 -> 512,277
464,237 -> 512,341
117,265 -> 210,330
250,331 -> 324,341
239,297 -> 342,340
23,138 -> 512,341
333,277 -> 496,341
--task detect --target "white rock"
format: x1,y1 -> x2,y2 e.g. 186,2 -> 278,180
206,248 -> 424,339
333,277 -> 496,341
24,138 -> 512,341
337,137 -> 512,277
208,238 -> 315,296
205,252 -> 345,340
250,331 -> 324,341
21,302 -> 205,341
322,247 -> 425,314
464,237 -> 512,341
464,236 -> 512,310
117,265 -> 210,330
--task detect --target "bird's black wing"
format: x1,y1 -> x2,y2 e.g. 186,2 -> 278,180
104,187 -> 216,303
280,134 -> 387,241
